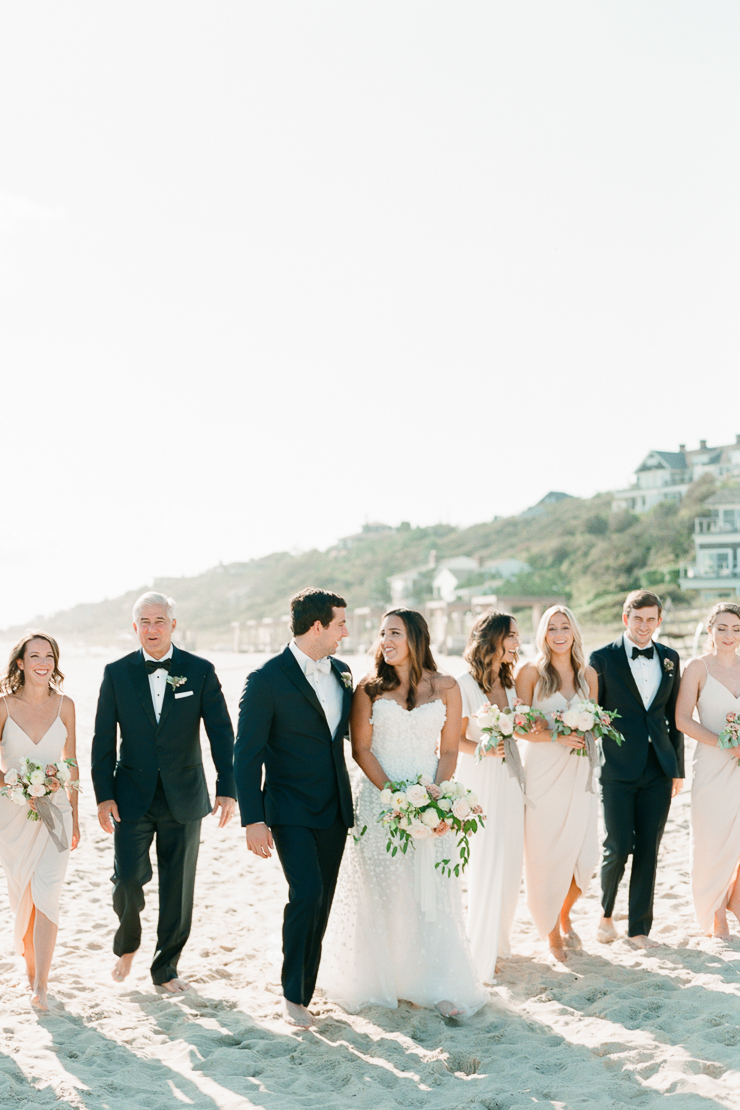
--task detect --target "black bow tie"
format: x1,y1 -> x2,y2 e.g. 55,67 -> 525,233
631,646 -> 654,661
145,657 -> 171,673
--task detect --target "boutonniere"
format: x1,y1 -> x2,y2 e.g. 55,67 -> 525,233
340,670 -> 353,690
167,675 -> 188,690
663,658 -> 675,674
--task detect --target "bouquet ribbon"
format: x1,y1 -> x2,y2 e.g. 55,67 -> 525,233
413,838 -> 438,922
583,732 -> 599,794
34,797 -> 69,853
502,736 -> 535,808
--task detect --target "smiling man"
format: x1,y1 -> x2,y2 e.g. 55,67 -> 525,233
589,590 -> 684,949
234,587 -> 354,1028
91,591 -> 236,992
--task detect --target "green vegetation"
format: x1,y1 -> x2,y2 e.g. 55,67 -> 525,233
11,479 -> 713,645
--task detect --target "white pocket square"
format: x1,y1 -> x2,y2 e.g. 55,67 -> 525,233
174,690 -> 194,699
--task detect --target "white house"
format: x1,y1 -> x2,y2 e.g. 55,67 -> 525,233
612,436 -> 740,513
680,487 -> 740,599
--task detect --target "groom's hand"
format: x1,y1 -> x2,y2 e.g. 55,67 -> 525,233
211,796 -> 236,827
97,799 -> 120,834
245,821 -> 274,858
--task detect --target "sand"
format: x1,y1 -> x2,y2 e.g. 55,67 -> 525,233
0,646 -> 739,1110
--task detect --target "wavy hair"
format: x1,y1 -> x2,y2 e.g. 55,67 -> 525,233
534,605 -> 589,700
706,602 -> 740,649
463,611 -> 515,692
364,608 -> 437,710
0,631 -> 64,695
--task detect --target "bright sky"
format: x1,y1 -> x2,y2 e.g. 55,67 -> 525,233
1,2 -> 739,628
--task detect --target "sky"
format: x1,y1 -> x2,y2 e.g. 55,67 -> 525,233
1,2 -> 739,628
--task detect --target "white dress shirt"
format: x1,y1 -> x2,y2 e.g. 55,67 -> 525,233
289,639 -> 344,738
623,632 -> 661,709
143,645 -> 174,723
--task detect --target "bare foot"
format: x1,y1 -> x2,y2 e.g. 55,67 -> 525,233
548,944 -> 568,964
159,977 -> 191,993
713,910 -> 731,939
596,917 -> 618,944
562,930 -> 582,951
435,1000 -> 462,1018
30,987 -> 48,1011
628,934 -> 660,950
281,998 -> 315,1028
112,953 -> 135,983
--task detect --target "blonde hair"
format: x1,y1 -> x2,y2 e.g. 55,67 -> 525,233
534,605 -> 589,700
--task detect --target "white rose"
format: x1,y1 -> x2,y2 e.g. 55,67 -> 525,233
379,788 -> 393,806
399,816 -> 411,829
438,780 -> 454,797
438,798 -> 451,812
577,712 -> 595,732
3,769 -> 18,786
421,807 -> 440,827
562,709 -> 581,730
29,784 -> 47,797
9,787 -> 26,806
392,792 -> 407,811
57,765 -> 72,785
419,773 -> 432,787
408,822 -> 434,839
405,783 -> 429,808
498,715 -> 514,736
29,768 -> 46,785
467,791 -> 479,808
451,798 -> 471,821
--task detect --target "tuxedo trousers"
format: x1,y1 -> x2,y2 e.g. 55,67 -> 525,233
112,776 -> 201,984
272,817 -> 347,1006
600,745 -> 672,937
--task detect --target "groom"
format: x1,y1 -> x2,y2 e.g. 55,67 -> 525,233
234,587 -> 354,1028
589,589 -> 684,948
91,591 -> 236,991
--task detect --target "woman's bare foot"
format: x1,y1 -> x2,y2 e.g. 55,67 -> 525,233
596,916 -> 618,943
562,930 -> 582,951
281,998 -> 315,1028
30,987 -> 48,1011
548,944 -> 568,964
713,909 -> 731,939
435,1000 -> 462,1018
112,953 -> 135,982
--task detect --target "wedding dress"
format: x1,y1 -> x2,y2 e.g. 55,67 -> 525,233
456,673 -> 524,981
320,697 -> 486,1014
522,689 -> 598,940
691,665 -> 740,933
0,697 -> 72,954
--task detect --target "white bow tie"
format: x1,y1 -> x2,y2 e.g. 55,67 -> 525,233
305,657 -> 331,677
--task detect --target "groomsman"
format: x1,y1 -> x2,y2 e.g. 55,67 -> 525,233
589,590 -> 684,948
234,587 -> 354,1028
92,592 -> 236,990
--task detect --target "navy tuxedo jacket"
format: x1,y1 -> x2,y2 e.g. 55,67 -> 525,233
589,637 -> 684,783
234,646 -> 354,830
91,645 -> 236,823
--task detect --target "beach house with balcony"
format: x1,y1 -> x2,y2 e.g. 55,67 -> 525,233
680,487 -> 740,599
612,436 -> 740,513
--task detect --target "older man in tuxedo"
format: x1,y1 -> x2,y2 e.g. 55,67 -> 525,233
92,591 -> 236,991
234,587 -> 354,1028
589,589 -> 683,949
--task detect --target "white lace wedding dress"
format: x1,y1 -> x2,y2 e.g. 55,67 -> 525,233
320,697 -> 486,1014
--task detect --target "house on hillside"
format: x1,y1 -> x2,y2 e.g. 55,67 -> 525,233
680,486 -> 740,599
432,557 -> 531,602
612,436 -> 740,514
519,492 -> 575,518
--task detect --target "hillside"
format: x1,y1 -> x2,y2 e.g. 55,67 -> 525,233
8,478 -> 714,646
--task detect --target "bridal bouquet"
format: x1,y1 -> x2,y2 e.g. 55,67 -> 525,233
1,756 -> 78,815
377,774 -> 485,877
474,699 -> 539,761
550,698 -> 624,756
717,712 -> 740,765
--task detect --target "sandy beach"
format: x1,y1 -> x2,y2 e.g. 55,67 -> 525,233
0,645 -> 739,1110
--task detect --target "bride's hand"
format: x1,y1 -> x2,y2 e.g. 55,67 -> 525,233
556,731 -> 585,750
486,740 -> 506,758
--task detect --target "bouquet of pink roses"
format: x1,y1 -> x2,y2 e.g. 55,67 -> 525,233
376,774 -> 485,877
550,698 -> 624,757
717,712 -> 740,765
1,757 -> 79,851
474,698 -> 539,761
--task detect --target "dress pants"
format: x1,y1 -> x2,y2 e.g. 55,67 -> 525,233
600,744 -> 672,937
112,776 -> 201,984
272,817 -> 347,1006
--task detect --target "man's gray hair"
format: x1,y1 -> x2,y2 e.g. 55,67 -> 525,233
132,591 -> 177,624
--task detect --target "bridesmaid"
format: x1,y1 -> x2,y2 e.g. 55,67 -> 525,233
516,606 -> 599,962
676,602 -> 740,938
0,633 -> 79,1009
457,611 -> 525,982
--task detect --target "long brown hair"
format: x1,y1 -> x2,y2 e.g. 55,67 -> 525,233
0,631 -> 65,695
364,608 -> 437,710
464,611 -> 516,692
534,605 -> 588,700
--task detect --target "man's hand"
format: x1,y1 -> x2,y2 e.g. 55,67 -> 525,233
211,796 -> 236,828
245,821 -> 274,858
671,778 -> 684,798
97,799 -> 120,834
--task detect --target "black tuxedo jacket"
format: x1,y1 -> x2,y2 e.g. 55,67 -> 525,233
91,645 -> 236,824
233,646 -> 354,830
589,637 -> 684,783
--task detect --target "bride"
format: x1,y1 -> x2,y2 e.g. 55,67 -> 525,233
320,609 -> 485,1017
